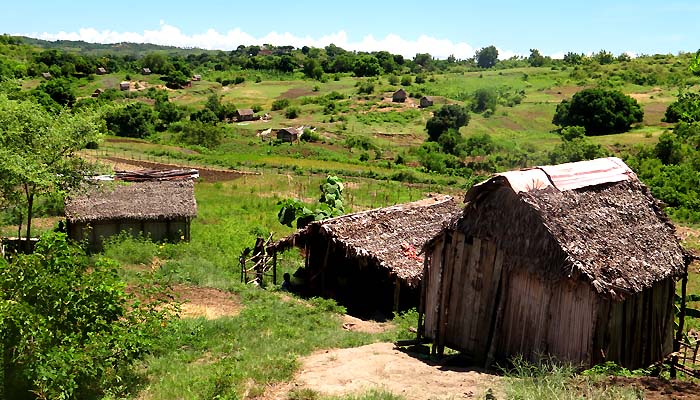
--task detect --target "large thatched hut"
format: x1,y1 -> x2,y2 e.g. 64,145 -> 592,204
420,157 -> 689,369
270,195 -> 462,317
65,180 -> 197,251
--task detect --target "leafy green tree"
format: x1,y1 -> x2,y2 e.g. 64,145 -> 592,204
471,87 -> 498,113
105,102 -> 156,138
548,125 -> 609,163
475,45 -> 499,69
664,92 -> 700,123
174,120 -> 223,149
655,131 -> 683,165
36,77 -> 75,107
353,55 -> 382,77
401,75 -> 412,86
303,58 -> 323,80
1,231 -> 176,399
189,108 -> 219,124
425,104 -> 470,142
0,95 -> 101,246
563,52 -> 584,65
528,49 -> 546,67
552,88 -> 644,135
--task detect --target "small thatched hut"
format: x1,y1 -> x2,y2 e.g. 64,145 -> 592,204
420,96 -> 434,107
119,81 -> 130,91
96,67 -> 107,75
420,157 -> 689,369
141,67 -> 152,75
41,72 -> 52,79
392,88 -> 407,103
270,195 -> 462,317
236,108 -> 255,121
65,180 -> 197,251
277,127 -> 301,142
192,74 -> 202,81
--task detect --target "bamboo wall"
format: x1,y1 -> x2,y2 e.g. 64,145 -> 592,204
69,217 -> 191,251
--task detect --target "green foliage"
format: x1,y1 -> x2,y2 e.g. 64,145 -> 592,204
301,128 -> 320,142
0,231 -> 176,399
173,120 -> 224,149
271,98 -> 290,111
503,356 -> 643,400
189,108 -> 219,124
475,45 -> 498,69
552,88 -> 644,135
664,92 -> 700,123
0,95 -> 101,242
400,75 -> 412,86
471,87 -> 498,113
655,131 -> 683,165
357,80 -> 375,95
425,104 -> 470,142
105,101 -> 156,138
548,125 -> 609,164
35,77 -> 75,107
353,55 -> 382,77
285,106 -> 301,119
277,175 -> 345,228
388,75 -> 399,85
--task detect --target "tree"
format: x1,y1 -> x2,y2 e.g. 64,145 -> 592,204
278,175 -> 345,228
664,92 -> 700,123
353,55 -> 382,77
475,45 -> 499,69
548,126 -> 609,163
552,88 -> 644,135
1,231 -> 176,399
105,102 -> 156,138
528,49 -> 546,67
174,120 -> 223,149
36,77 -> 76,107
471,87 -> 498,113
303,58 -> 323,80
425,104 -> 470,142
0,95 -> 101,249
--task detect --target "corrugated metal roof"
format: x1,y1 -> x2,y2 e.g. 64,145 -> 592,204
499,169 -> 553,193
539,157 -> 636,192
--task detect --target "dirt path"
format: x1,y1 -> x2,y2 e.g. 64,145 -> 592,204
264,342 -> 499,399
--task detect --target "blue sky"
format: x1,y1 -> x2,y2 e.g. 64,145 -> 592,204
4,1 -> 700,59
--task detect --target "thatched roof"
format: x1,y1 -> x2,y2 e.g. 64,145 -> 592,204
237,108 -> 254,116
271,195 -> 462,287
461,157 -> 687,298
65,180 -> 197,223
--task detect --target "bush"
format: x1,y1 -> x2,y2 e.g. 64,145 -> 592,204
0,232 -> 176,399
664,92 -> 700,123
285,106 -> 301,119
173,120 -> 224,149
357,81 -> 374,95
426,104 -> 470,142
400,75 -> 412,86
104,102 -> 156,138
471,87 -> 498,113
552,88 -> 644,135
301,128 -> 320,142
271,98 -> 290,111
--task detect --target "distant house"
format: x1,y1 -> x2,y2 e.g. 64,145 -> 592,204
419,96 -> 434,108
141,67 -> 152,75
236,108 -> 255,121
420,157 -> 690,369
65,180 -> 197,252
392,88 -> 407,103
119,81 -> 130,91
270,195 -> 461,316
91,88 -> 103,98
41,72 -> 52,79
192,74 -> 202,81
277,127 -> 301,142
96,67 -> 107,75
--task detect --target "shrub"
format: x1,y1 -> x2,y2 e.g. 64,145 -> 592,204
552,88 -> 644,135
471,87 -> 498,113
400,75 -> 412,86
104,102 -> 156,138
173,120 -> 224,148
664,92 -> 700,123
271,98 -> 290,111
285,106 -> 301,119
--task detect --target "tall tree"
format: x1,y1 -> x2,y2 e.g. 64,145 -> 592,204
0,95 -> 102,248
475,45 -> 499,69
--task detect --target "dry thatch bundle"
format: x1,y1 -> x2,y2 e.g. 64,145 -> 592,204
272,195 -> 462,287
65,180 -> 197,223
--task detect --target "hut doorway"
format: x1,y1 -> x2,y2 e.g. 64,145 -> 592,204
429,234 -> 504,364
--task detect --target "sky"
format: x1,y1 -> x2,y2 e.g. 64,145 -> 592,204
4,1 -> 700,60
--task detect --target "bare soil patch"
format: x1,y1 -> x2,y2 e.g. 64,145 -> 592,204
341,315 -> 393,334
280,87 -> 315,99
264,342 -> 499,399
543,85 -> 588,101
172,284 -> 242,319
609,376 -> 700,400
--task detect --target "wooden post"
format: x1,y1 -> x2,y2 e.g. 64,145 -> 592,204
417,253 -> 430,340
393,279 -> 401,313
321,241 -> 331,295
672,267 -> 688,378
272,251 -> 277,285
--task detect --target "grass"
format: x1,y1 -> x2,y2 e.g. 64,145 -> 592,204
502,356 -> 644,400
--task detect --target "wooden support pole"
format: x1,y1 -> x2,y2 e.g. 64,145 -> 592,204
393,279 -> 401,313
672,268 -> 688,379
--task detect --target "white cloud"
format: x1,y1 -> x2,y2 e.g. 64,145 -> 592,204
22,23 -> 486,60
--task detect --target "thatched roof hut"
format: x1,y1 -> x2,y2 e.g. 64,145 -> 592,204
119,81 -> 130,91
271,195 -> 462,317
236,108 -> 255,121
141,67 -> 151,75
420,96 -> 434,107
392,88 -> 407,103
65,180 -> 197,251
277,127 -> 301,142
421,157 -> 689,369
96,67 -> 107,75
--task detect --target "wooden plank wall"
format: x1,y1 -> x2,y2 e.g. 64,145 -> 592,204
592,279 -> 675,369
